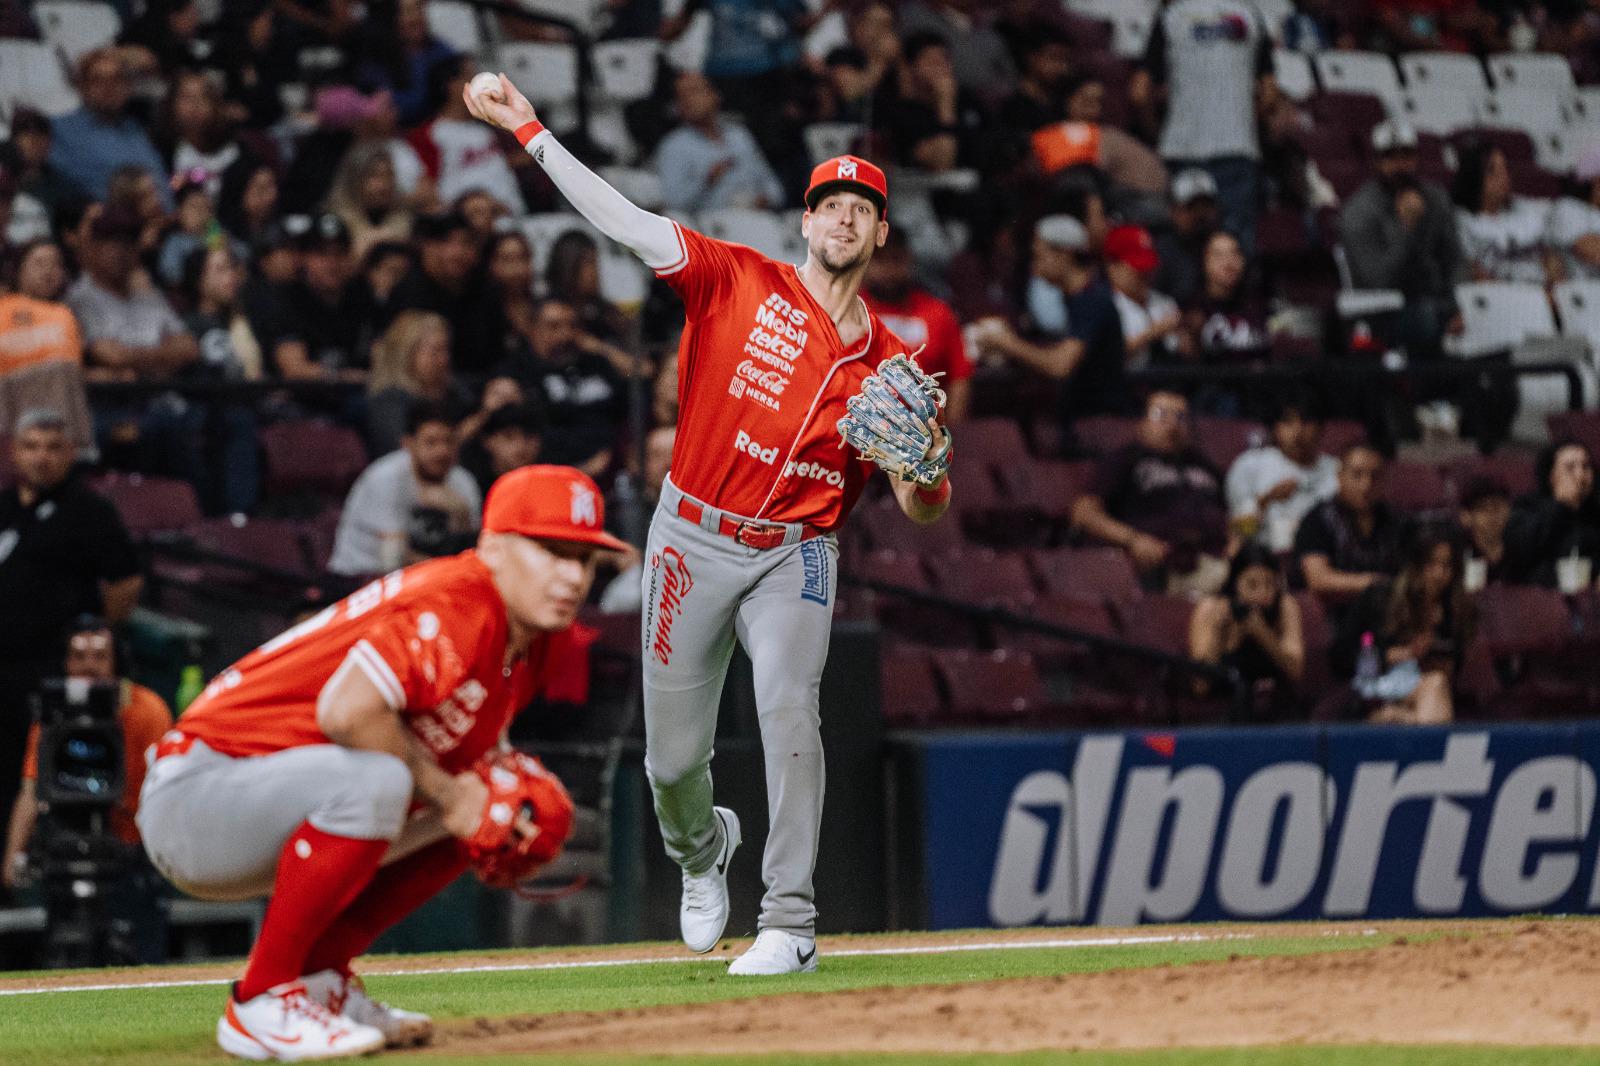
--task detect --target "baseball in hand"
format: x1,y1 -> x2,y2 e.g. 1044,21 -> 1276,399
469,72 -> 504,102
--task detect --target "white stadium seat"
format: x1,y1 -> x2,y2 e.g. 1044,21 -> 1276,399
1554,281 -> 1600,349
697,208 -> 791,262
33,1 -> 120,64
1394,86 -> 1481,137
515,0 -> 607,38
519,212 -> 600,273
1475,87 -> 1569,135
1488,51 -> 1576,94
596,166 -> 664,211
597,249 -> 649,308
1399,51 -> 1488,93
1533,129 -> 1581,174
1453,282 -> 1559,358
1253,0 -> 1295,41
1108,10 -> 1155,59
425,1 -> 484,55
593,39 -> 662,103
1273,50 -> 1315,103
0,41 -> 80,118
1315,50 -> 1404,110
497,42 -> 579,107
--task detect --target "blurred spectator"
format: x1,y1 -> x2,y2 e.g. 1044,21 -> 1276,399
599,424 -> 677,613
974,215 -> 1128,423
455,189 -> 510,244
156,70 -> 244,198
1045,74 -> 1169,199
366,311 -> 474,456
358,0 -> 460,128
658,72 -> 785,214
1549,147 -> 1600,282
862,228 -> 972,423
667,0 -> 811,117
0,411 -> 141,844
814,46 -> 876,125
157,177 -> 246,288
1134,0 -> 1275,246
67,209 -> 199,379
899,0 -> 1016,96
2,108 -> 82,228
1226,389 -> 1339,551
273,0 -> 358,47
289,87 -> 426,214
1071,388 -> 1230,594
255,213 -> 376,379
1104,223 -> 1180,369
3,615 -> 172,890
876,32 -> 987,173
493,298 -> 627,478
362,239 -> 415,315
213,1 -> 295,129
121,0 -> 207,77
1452,139 -> 1558,286
1338,121 -> 1461,359
238,219 -> 300,371
1456,475 -> 1511,587
654,352 -> 681,426
1180,230 -> 1268,373
1336,526 -> 1474,725
1503,438 -> 1600,588
388,210 -> 502,374
408,56 -> 527,215
842,0 -> 901,96
485,229 -> 540,362
1188,543 -> 1304,716
1,241 -> 82,373
1154,169 -> 1221,306
50,49 -> 172,209
217,158 -> 283,248
326,143 -> 414,260
548,231 -> 633,346
180,244 -> 262,383
997,25 -> 1072,137
106,164 -> 169,258
328,399 -> 481,577
461,401 -> 545,499
1294,443 -> 1403,616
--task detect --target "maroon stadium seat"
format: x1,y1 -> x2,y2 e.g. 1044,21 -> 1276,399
1070,415 -> 1138,457
1477,584 -> 1573,657
188,515 -> 315,578
850,548 -> 931,592
1383,461 -> 1452,512
926,548 -> 1037,608
260,420 -> 368,498
859,497 -> 965,554
1320,419 -> 1368,457
1547,410 -> 1600,457
1004,594 -> 1120,668
1444,453 -> 1537,502
1031,546 -> 1141,604
937,649 -> 1047,721
91,472 -> 202,536
1115,593 -> 1196,657
880,644 -> 943,725
1308,92 -> 1387,137
957,417 -> 1031,469
997,459 -> 1097,515
1194,416 -> 1262,472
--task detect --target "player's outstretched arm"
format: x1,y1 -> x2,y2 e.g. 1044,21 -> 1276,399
464,73 -> 682,270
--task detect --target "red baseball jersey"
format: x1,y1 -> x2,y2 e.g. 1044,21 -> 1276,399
176,552 -> 558,773
655,223 -> 908,530
863,288 -> 973,385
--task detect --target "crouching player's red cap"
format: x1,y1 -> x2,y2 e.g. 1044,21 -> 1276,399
805,155 -> 889,216
483,465 -> 630,551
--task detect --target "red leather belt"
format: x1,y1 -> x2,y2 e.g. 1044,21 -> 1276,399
676,497 -> 822,551
153,730 -> 197,761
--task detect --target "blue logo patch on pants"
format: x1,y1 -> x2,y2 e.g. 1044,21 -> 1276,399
798,539 -> 830,605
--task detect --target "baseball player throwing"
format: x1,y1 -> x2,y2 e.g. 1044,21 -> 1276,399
138,465 -> 625,1060
466,74 -> 953,975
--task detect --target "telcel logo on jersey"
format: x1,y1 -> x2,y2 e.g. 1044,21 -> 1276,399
650,547 -> 693,666
734,429 -> 780,465
784,459 -> 844,487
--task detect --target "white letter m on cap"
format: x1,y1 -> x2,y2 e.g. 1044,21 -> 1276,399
837,159 -> 857,179
570,484 -> 598,527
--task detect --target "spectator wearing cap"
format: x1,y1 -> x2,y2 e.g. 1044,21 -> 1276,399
1,108 -> 81,226
0,409 -> 141,843
657,72 -> 785,215
1154,169 -> 1221,306
66,209 -> 198,379
1456,475 -> 1511,586
407,56 -> 528,216
49,49 -> 172,209
1548,146 -> 1600,282
328,398 -> 482,577
1225,388 -> 1339,551
1133,0 -> 1277,249
971,214 -> 1129,426
1338,119 -> 1462,359
1293,443 -> 1405,622
365,310 -> 475,456
876,32 -> 989,174
1104,223 -> 1180,369
387,210 -> 504,375
1452,139 -> 1558,287
862,228 -> 972,423
461,401 -> 546,499
254,213 -> 377,380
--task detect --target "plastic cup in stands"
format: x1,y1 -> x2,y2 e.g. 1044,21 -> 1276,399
1463,555 -> 1488,593
1557,554 -> 1592,595
1266,511 -> 1297,553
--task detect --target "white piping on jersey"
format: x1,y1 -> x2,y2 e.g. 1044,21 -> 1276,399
653,220 -> 690,277
752,273 -> 873,521
350,639 -> 405,711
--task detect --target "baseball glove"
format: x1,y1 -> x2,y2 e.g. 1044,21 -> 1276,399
836,352 -> 953,487
461,750 -> 575,891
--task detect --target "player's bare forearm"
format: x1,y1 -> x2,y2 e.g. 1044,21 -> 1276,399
317,660 -> 459,812
892,473 -> 951,525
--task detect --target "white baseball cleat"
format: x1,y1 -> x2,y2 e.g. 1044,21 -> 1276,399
303,969 -> 434,1048
216,980 -> 385,1061
727,929 -> 819,975
679,806 -> 741,953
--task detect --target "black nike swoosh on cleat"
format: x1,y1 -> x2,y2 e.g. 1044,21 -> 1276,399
797,946 -> 816,966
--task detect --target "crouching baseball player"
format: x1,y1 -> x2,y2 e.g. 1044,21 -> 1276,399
138,465 -> 626,1060
465,75 -> 953,974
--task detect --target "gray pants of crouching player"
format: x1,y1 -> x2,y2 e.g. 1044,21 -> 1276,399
138,740 -> 450,900
642,478 -> 838,936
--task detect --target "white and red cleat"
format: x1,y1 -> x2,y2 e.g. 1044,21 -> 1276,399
303,969 -> 434,1048
216,980 -> 385,1061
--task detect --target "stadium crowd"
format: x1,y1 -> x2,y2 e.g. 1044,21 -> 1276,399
6,0 -> 1600,782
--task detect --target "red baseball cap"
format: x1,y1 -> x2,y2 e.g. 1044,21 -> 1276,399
1104,224 -> 1159,274
483,465 -> 629,552
804,155 -> 888,215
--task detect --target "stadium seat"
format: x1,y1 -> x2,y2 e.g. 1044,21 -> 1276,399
1400,51 -> 1489,94
1546,410 -> 1600,456
859,500 -> 964,555
697,208 -> 790,261
1476,87 -> 1568,135
803,122 -> 866,166
1070,415 -> 1138,457
1443,453 -> 1537,501
32,1 -> 120,64
996,459 -> 1097,516
1394,86 -> 1481,136
1553,280 -> 1600,348
519,212 -> 601,272
926,548 -> 1037,608
1450,282 -> 1558,358
955,417 -> 1030,469
596,165 -> 663,210
593,39 -> 662,103
1194,416 -> 1262,473
1307,91 -> 1388,139
597,247 -> 649,307
91,472 -> 201,537
1030,546 -> 1141,604
880,644 -> 942,725
936,649 -> 1047,721
0,40 -> 79,117
497,42 -> 579,107
1383,460 -> 1452,513
1273,49 -> 1315,102
1487,52 -> 1576,94
424,1 -> 485,54
1113,593 -> 1195,658
185,515 -> 316,585
1452,127 -> 1535,164
259,420 -> 368,499
516,0 -> 608,37
299,506 -> 344,572
1477,584 -> 1574,657
1320,419 -> 1368,457
1314,51 -> 1404,111
1509,161 -> 1564,198
1002,594 -> 1119,672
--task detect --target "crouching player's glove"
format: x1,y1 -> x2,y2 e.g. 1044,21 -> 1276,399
837,353 -> 953,487
461,750 -> 574,890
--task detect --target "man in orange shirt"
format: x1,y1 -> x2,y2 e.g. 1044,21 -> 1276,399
137,465 -> 625,1061
2,616 -> 170,889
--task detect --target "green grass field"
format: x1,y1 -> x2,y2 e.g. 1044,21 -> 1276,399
1,928 -> 1594,1065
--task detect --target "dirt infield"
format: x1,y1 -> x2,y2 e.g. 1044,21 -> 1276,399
429,920 -> 1600,1055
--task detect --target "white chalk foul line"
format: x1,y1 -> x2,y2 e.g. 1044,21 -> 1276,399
0,929 -> 1378,998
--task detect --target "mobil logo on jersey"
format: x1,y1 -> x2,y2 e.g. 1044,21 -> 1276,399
918,725 -> 1600,929
647,546 -> 694,666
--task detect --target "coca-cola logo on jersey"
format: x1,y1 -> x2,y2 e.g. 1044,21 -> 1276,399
651,547 -> 694,666
736,359 -> 789,395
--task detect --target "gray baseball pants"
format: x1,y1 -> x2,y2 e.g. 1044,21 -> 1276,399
642,478 -> 838,936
